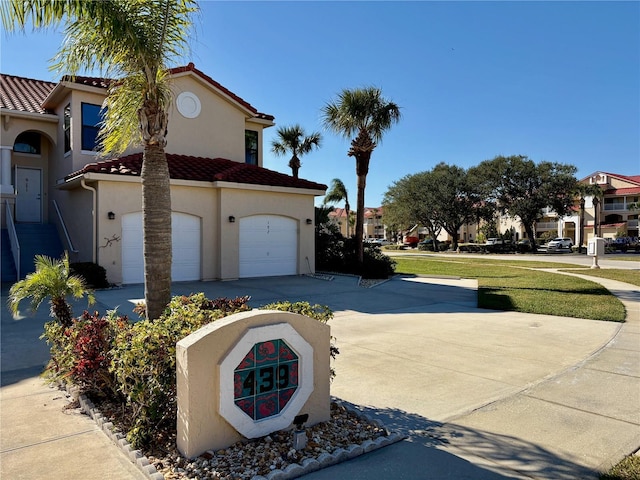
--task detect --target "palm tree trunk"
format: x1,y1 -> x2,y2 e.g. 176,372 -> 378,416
50,296 -> 73,328
345,201 -> 350,237
593,197 -> 600,237
141,143 -> 172,320
579,198 -> 586,253
354,154 -> 371,266
289,155 -> 300,179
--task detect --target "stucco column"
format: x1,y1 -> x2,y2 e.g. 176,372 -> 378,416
0,146 -> 13,194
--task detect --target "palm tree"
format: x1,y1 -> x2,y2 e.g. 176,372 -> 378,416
8,254 -> 95,327
322,87 -> 401,265
2,0 -> 197,320
271,124 -> 322,178
574,183 -> 604,252
323,178 -> 351,236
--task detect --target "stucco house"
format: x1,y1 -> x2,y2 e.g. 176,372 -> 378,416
1,63 -> 326,283
476,171 -> 639,246
582,171 -> 639,240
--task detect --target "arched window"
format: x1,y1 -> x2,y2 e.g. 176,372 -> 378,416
14,131 -> 41,154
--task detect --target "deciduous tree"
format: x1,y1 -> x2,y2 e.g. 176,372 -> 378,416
472,155 -> 577,251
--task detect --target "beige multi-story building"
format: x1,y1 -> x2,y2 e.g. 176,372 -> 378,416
1,64 -> 326,283
582,171 -> 639,240
327,206 -> 388,240
425,170 -> 639,247
491,171 -> 639,246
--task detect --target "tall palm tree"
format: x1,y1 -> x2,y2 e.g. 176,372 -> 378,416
574,183 -> 603,252
2,0 -> 197,320
8,254 -> 95,327
323,178 -> 351,237
271,124 -> 322,178
322,87 -> 401,265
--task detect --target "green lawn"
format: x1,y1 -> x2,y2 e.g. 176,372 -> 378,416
394,257 -> 626,322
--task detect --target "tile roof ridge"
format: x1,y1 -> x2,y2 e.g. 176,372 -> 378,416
1,72 -> 57,85
597,171 -> 640,184
168,63 -> 274,121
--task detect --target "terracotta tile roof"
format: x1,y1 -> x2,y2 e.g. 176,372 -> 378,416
1,64 -> 273,121
61,75 -> 112,89
598,172 -> 640,185
605,186 -> 640,195
66,153 -> 326,191
328,208 -> 347,218
364,206 -> 384,217
0,74 -> 56,114
60,64 -> 275,121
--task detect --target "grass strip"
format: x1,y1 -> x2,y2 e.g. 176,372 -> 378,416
390,253 -> 590,270
605,256 -> 640,262
600,455 -> 640,480
560,269 -> 640,288
394,257 -> 626,322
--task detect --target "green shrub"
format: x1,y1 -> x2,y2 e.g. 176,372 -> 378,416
70,262 -> 109,289
42,294 -> 336,449
316,235 -> 396,278
40,310 -> 129,399
261,301 -> 339,380
111,294 -> 251,447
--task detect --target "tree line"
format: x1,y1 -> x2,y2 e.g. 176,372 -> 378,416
383,155 -> 600,251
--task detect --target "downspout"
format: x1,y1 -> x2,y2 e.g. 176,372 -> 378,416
80,178 -> 97,263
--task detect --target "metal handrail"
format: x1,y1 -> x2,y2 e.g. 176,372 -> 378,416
52,199 -> 78,253
5,200 -> 20,280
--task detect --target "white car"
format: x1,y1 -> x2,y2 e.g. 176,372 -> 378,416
368,238 -> 391,246
547,237 -> 573,249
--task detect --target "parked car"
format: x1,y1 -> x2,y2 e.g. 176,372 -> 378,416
516,239 -> 532,253
368,238 -> 391,246
547,237 -> 573,250
418,238 -> 436,251
403,236 -> 419,248
485,238 -> 504,246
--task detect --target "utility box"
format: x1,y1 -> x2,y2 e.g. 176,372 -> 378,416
587,237 -> 605,257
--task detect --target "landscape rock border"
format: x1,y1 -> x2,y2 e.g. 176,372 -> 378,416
65,384 -> 405,480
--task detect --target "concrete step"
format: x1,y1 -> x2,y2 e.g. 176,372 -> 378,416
15,224 -> 64,277
1,229 -> 17,282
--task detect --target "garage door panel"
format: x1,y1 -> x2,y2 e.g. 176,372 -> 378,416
239,215 -> 297,278
121,212 -> 201,284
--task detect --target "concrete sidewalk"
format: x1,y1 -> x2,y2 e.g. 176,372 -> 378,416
1,262 -> 638,479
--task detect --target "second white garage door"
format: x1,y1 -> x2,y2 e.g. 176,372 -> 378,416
239,215 -> 297,278
121,212 -> 201,284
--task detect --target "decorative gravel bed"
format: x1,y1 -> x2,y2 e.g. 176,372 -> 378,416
67,385 -> 405,480
147,402 -> 399,480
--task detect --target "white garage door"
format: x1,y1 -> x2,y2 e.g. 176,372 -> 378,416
121,212 -> 201,284
239,215 -> 297,278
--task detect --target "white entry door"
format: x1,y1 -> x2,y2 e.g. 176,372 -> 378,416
15,167 -> 42,222
121,212 -> 201,284
239,215 -> 297,278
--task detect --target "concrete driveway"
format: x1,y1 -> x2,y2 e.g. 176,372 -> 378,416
1,253 -> 638,479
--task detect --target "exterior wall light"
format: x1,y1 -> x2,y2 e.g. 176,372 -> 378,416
306,218 -> 312,225
108,211 -> 115,220
229,216 -> 236,223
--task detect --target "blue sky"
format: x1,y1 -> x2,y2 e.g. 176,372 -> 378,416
1,1 -> 638,207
